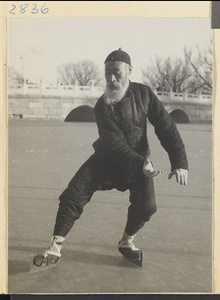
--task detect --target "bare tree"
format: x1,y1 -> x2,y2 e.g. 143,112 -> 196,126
184,43 -> 212,94
166,57 -> 193,93
142,42 -> 212,95
142,56 -> 192,93
8,66 -> 23,86
142,56 -> 166,91
58,60 -> 102,86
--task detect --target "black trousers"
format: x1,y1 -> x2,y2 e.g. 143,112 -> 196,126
53,154 -> 156,237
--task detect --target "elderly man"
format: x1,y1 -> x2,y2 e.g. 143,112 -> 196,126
33,49 -> 188,269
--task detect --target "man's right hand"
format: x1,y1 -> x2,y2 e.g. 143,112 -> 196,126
143,160 -> 163,178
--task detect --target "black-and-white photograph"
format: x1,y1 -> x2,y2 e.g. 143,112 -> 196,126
8,16 -> 212,293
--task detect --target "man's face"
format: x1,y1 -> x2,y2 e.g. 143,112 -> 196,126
105,61 -> 131,91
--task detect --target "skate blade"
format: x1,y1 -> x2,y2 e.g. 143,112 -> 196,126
29,254 -> 57,273
120,251 -> 143,268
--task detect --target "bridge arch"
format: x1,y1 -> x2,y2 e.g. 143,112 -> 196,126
170,109 -> 190,123
167,107 -> 192,123
63,104 -> 95,122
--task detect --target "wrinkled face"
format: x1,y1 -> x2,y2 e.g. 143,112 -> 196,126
105,61 -> 132,91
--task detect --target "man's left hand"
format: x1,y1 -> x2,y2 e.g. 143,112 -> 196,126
168,169 -> 188,185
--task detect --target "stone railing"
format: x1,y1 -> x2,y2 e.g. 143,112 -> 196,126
8,82 -> 105,97
8,83 -> 212,104
154,91 -> 212,104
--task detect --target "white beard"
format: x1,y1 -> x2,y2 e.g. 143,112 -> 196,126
104,81 -> 128,105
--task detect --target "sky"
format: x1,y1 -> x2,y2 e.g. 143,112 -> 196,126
8,17 -> 212,85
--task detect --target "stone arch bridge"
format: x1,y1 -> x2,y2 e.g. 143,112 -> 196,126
8,91 -> 212,123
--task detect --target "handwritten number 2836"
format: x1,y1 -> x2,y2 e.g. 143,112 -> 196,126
9,3 -> 49,15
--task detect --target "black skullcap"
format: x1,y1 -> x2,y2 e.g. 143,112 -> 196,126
104,48 -> 131,65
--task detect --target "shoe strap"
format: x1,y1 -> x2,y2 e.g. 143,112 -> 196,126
119,241 -> 139,251
43,250 -> 61,258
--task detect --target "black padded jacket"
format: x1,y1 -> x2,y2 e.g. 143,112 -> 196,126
92,82 -> 188,177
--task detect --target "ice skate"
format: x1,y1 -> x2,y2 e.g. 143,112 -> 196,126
118,232 -> 143,268
30,235 -> 65,273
